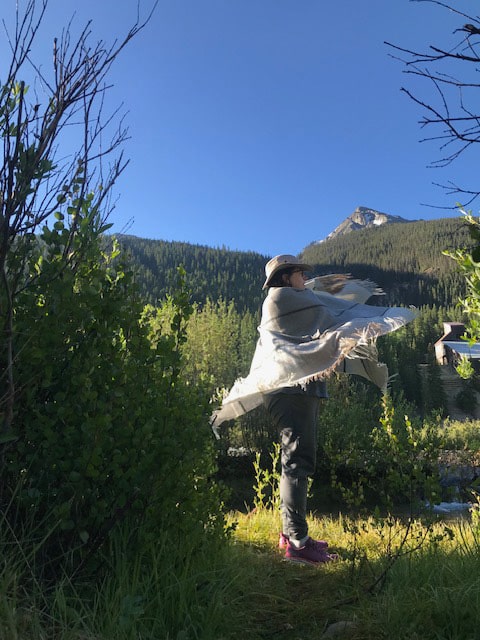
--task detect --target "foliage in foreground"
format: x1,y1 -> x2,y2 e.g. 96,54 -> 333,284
444,209 -> 480,379
0,0 -> 229,590
3,501 -> 480,640
227,400 -> 480,639
1,376 -> 479,638
1,211 -> 227,580
227,507 -> 480,640
0,516 -> 235,640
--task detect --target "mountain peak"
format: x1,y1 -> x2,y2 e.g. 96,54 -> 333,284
319,206 -> 416,242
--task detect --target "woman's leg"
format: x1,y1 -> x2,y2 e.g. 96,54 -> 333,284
263,393 -> 319,542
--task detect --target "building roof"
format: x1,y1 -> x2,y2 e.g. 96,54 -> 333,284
442,341 -> 480,360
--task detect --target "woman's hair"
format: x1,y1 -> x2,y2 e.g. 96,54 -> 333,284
267,266 -> 297,288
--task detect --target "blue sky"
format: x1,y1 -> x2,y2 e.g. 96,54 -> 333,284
2,0 -> 479,257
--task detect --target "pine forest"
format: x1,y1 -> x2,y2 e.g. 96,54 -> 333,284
114,215 -> 476,444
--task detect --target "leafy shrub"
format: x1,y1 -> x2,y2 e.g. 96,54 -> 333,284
455,385 -> 478,413
318,377 -> 443,508
2,208 -> 227,580
441,418 -> 480,451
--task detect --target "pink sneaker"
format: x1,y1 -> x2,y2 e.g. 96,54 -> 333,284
285,538 -> 338,565
279,532 -> 328,550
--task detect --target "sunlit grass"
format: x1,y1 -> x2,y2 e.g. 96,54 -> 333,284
224,507 -> 480,640
2,507 -> 480,639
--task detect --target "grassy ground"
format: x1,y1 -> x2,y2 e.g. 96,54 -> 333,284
2,507 -> 480,639
223,507 -> 480,640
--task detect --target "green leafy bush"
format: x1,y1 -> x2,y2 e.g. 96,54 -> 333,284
455,385 -> 478,413
319,378 -> 443,508
441,418 -> 480,451
2,207 -> 226,579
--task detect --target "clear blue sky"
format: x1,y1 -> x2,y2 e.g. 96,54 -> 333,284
2,0 -> 479,257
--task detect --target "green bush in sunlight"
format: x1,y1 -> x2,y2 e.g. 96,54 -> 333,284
2,206 -> 227,581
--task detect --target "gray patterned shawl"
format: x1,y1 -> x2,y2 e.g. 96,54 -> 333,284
212,277 -> 416,426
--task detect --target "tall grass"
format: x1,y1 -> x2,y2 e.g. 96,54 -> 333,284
220,415 -> 480,638
224,506 -> 480,640
3,504 -> 480,639
0,514 -> 238,640
4,430 -> 480,640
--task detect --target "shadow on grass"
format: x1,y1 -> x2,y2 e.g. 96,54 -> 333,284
225,511 -> 480,640
226,533 -> 381,639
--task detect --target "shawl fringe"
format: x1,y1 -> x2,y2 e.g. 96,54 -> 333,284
211,277 -> 416,427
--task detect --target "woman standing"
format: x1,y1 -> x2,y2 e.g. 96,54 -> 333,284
213,254 -> 416,565
261,256 -> 334,564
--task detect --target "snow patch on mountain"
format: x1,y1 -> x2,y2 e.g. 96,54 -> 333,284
318,206 -> 416,243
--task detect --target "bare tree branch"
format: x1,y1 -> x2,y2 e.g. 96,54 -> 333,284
0,0 -> 157,433
386,1 -> 480,206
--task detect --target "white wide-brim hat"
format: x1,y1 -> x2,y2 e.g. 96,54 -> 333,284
263,254 -> 313,289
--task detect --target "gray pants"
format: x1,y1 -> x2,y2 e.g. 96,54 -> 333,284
263,392 -> 320,541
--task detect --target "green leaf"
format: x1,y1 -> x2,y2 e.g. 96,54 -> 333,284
472,246 -> 480,263
0,433 -> 18,444
79,530 -> 89,543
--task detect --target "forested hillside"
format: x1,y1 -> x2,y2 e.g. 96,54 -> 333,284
301,217 -> 473,307
116,216 -> 473,311
116,235 -> 268,311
